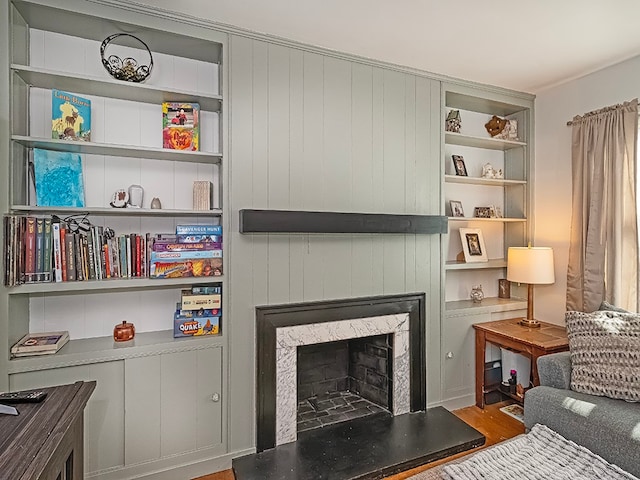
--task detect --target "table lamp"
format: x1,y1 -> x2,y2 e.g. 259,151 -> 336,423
506,246 -> 555,328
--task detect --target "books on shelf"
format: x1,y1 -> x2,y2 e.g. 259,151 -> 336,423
174,285 -> 221,338
11,331 -> 70,357
51,89 -> 91,142
3,216 -> 224,286
162,102 -> 199,151
32,148 -> 85,207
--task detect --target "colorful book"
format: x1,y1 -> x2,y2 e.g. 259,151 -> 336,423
162,102 -> 199,151
152,241 -> 222,252
51,89 -> 91,141
32,149 -> 85,207
24,216 -> 36,282
176,225 -> 222,236
150,257 -> 222,278
43,217 -> 52,282
173,314 -> 219,338
52,220 -> 63,282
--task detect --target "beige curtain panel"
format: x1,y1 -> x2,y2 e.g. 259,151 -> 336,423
567,99 -> 639,313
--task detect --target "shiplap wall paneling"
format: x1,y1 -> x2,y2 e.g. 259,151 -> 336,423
228,35 -> 442,450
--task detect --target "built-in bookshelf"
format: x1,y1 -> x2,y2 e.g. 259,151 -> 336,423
442,84 -> 533,313
1,2 -> 228,475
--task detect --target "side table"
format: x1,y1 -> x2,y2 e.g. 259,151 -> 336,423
473,318 -> 569,409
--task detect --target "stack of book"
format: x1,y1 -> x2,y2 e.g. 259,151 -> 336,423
149,225 -> 223,279
10,331 -> 70,358
174,285 -> 221,338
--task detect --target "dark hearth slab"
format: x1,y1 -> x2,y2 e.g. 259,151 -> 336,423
233,407 -> 484,480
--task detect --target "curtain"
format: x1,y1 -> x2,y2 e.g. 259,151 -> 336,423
566,99 -> 639,312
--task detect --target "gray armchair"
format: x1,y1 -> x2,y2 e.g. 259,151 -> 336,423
524,351 -> 640,477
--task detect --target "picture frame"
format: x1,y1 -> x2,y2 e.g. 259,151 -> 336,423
474,206 -> 492,218
459,228 -> 488,263
452,155 -> 468,176
450,200 -> 464,217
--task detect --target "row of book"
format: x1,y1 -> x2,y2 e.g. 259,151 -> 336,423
3,215 -> 223,286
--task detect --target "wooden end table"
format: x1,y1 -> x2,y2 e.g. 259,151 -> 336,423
473,318 -> 569,409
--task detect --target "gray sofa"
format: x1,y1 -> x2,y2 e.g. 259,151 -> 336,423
524,351 -> 640,477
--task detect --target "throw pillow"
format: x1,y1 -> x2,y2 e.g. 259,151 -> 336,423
565,310 -> 640,402
598,301 -> 632,314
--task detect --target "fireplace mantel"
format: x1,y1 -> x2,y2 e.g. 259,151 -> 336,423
239,209 -> 448,234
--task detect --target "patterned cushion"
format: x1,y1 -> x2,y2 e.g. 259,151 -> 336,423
566,310 -> 640,401
598,301 -> 632,314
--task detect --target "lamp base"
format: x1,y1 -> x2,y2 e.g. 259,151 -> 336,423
519,318 -> 541,328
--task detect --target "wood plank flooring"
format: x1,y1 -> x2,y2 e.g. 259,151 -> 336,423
194,401 -> 524,480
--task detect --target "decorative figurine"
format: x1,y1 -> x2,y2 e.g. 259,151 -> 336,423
113,320 -> 135,342
470,284 -> 484,303
128,184 -> 144,208
481,163 -> 504,179
150,197 -> 162,209
110,188 -> 128,208
445,109 -> 462,133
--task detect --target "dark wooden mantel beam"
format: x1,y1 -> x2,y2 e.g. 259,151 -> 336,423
239,209 -> 448,234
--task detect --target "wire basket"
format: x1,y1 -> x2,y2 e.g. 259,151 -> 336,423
100,33 -> 153,83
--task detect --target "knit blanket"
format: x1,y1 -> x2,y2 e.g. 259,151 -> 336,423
442,424 -> 638,480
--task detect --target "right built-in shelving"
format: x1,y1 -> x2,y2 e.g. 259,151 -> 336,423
441,85 -> 534,313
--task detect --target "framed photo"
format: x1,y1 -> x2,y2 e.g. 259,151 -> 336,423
449,200 -> 464,217
489,205 -> 503,218
459,228 -> 488,263
452,155 -> 468,176
474,206 -> 492,218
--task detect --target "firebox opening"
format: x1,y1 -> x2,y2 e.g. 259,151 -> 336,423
296,334 -> 393,433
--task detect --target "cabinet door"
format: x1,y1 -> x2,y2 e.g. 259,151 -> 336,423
124,347 -> 222,464
442,313 -> 490,402
9,361 -> 125,474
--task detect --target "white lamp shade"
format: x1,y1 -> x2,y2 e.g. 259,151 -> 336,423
507,247 -> 555,284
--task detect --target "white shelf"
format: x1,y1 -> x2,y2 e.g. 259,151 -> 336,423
445,259 -> 507,271
12,135 -> 221,164
445,297 -> 527,316
7,275 -> 224,295
444,175 -> 526,187
447,217 -> 526,223
10,205 -> 222,217
12,64 -> 222,112
445,132 -> 526,151
7,329 -> 224,374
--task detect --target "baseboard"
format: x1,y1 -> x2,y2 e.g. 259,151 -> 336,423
87,446 -> 255,480
433,394 -> 475,411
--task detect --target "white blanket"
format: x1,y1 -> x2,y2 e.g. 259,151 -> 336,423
442,424 -> 638,480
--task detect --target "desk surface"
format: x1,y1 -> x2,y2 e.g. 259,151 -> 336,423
0,381 -> 95,480
473,318 -> 568,350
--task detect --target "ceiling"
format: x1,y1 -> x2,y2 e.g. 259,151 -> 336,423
141,0 -> 640,94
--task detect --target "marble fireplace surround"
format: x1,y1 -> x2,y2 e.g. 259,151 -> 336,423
256,293 -> 426,452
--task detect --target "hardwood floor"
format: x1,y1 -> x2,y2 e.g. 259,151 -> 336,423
194,401 -> 524,480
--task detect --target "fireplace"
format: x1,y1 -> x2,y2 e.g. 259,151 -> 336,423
256,293 -> 426,452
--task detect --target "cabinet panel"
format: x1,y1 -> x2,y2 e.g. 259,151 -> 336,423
442,313 -> 489,400
9,361 -> 125,473
124,355 -> 161,465
160,347 -> 223,456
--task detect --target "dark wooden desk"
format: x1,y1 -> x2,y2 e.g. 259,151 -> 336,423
473,318 -> 568,409
0,381 -> 95,480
